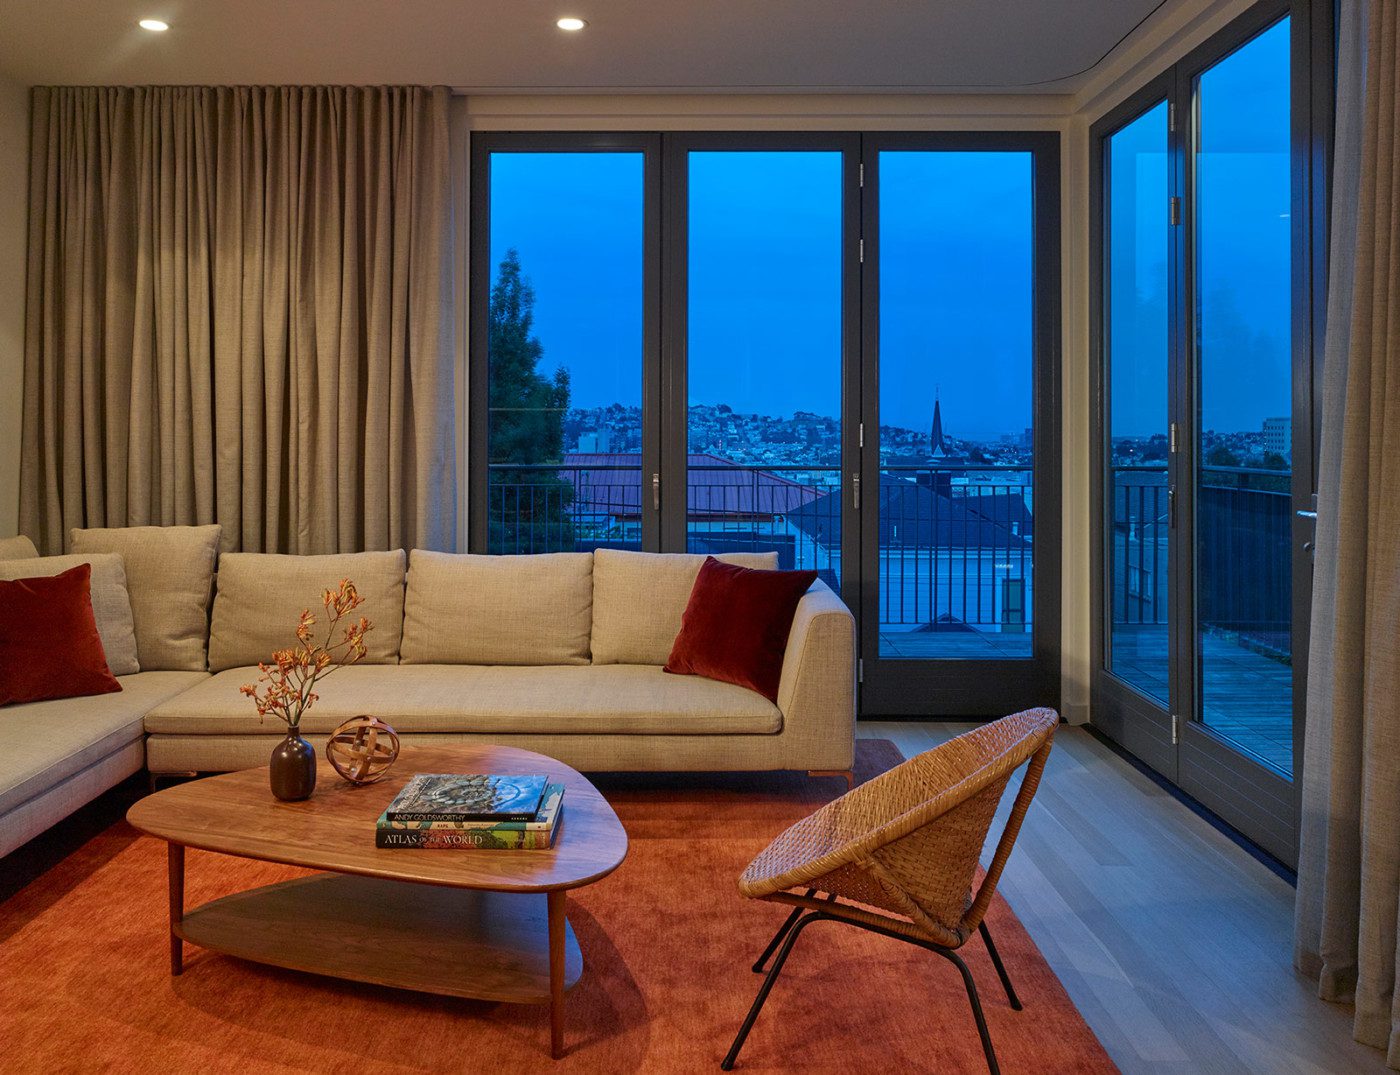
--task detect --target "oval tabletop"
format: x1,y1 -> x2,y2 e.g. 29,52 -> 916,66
127,744 -> 628,893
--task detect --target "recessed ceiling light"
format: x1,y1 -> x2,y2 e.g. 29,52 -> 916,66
556,17 -> 587,31
138,18 -> 169,32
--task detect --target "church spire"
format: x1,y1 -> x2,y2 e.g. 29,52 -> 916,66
930,388 -> 945,456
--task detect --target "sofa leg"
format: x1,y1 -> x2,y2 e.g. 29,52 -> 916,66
808,770 -> 854,791
147,771 -> 198,794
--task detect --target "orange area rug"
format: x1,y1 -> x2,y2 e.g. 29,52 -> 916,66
0,741 -> 1115,1073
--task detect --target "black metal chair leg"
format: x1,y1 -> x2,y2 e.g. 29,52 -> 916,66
978,921 -> 1022,1011
752,906 -> 805,973
751,890 -> 815,973
722,912 -> 819,1070
935,948 -> 1001,1075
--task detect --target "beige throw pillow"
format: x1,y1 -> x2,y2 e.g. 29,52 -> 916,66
0,535 -> 39,560
0,553 -> 140,675
71,525 -> 222,672
400,550 -> 593,666
590,549 -> 780,665
208,550 -> 407,672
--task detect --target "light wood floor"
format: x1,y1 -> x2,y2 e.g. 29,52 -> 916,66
861,721 -> 1383,1075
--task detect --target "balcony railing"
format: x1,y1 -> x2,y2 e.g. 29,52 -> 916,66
878,465 -> 1032,632
487,461 -> 1034,636
1110,463 -> 1292,659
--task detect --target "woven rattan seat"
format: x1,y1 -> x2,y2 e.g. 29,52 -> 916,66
722,707 -> 1059,1072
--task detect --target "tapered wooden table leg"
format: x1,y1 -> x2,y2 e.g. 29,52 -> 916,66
548,890 -> 566,1058
168,842 -> 185,976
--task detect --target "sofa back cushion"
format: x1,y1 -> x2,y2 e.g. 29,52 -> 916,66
70,525 -> 221,672
0,553 -> 140,675
591,549 -> 779,666
0,535 -> 39,560
208,550 -> 406,672
400,551 -> 593,666
0,564 -> 123,706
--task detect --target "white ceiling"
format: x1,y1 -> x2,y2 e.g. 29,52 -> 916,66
0,0 -> 1170,94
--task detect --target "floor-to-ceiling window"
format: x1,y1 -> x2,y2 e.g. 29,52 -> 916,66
473,131 -> 1058,718
860,134 -> 1060,715
1193,17 -> 1295,774
1091,0 -> 1328,866
875,150 -> 1036,661
1105,102 -> 1171,705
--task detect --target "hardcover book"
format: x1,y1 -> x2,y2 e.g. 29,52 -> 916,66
376,783 -> 565,850
384,773 -> 549,823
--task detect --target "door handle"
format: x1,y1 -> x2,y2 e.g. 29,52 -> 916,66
852,472 -> 861,511
652,473 -> 660,512
1298,507 -> 1318,559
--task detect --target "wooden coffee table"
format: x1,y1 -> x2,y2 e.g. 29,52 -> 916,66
126,744 -> 628,1059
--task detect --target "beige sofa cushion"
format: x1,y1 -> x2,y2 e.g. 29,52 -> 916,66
401,551 -> 593,666
208,551 -> 407,672
591,549 -> 779,665
0,670 -> 207,816
70,525 -> 221,672
0,535 -> 38,560
145,663 -> 781,737
0,554 -> 140,675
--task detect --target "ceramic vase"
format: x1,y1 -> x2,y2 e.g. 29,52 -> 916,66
270,727 -> 317,801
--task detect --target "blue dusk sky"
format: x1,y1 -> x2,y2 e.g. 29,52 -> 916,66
1111,17 -> 1292,439
488,16 -> 1291,444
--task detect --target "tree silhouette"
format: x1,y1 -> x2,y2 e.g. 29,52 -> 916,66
488,249 -> 574,552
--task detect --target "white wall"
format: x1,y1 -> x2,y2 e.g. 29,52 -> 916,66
0,73 -> 25,538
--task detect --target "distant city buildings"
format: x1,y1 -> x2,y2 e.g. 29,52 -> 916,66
1262,416 -> 1291,457
563,401 -> 1034,470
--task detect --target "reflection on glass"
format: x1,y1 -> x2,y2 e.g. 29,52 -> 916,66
877,151 -> 1034,660
685,151 -> 844,587
1106,102 -> 1171,703
1195,18 -> 1293,775
486,152 -> 645,554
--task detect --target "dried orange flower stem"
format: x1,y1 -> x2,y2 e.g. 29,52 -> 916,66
239,578 -> 374,732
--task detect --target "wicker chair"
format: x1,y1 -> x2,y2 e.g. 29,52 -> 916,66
721,707 -> 1059,1073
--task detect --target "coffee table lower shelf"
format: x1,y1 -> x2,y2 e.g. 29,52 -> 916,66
172,869 -> 583,1048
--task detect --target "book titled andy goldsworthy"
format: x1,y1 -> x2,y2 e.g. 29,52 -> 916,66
377,783 -> 566,850
383,773 -> 550,823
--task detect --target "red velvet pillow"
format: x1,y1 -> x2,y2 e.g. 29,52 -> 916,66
0,563 -> 122,707
664,557 -> 818,702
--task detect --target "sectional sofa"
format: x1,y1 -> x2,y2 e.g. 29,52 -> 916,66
0,528 -> 856,858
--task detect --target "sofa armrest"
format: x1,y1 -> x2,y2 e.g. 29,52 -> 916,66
775,580 -> 856,770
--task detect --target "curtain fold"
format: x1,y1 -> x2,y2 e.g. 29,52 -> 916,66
1295,0 -> 1400,1067
20,85 -> 456,555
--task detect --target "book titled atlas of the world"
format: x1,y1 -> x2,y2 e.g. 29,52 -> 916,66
376,782 -> 566,850
383,773 -> 550,823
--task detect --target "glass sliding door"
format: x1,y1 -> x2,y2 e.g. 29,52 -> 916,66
861,135 -> 1060,715
678,146 -> 849,588
1106,102 -> 1172,706
1192,17 -> 1294,776
1091,2 -> 1322,867
1093,87 -> 1179,775
472,139 -> 656,555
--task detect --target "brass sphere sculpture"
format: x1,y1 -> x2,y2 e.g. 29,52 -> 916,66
326,715 -> 400,785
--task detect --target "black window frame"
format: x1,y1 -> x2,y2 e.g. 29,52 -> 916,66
470,129 -> 1064,719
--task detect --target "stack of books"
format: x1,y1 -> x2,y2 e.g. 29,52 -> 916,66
375,773 -> 565,850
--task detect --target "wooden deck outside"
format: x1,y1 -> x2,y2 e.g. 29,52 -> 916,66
879,622 -> 1293,774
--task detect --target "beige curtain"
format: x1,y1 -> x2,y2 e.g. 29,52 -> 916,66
1295,0 -> 1400,1066
20,85 -> 455,555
